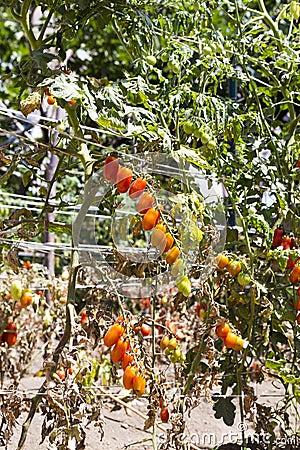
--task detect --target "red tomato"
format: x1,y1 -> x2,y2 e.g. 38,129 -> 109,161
160,407 -> 169,423
81,311 -> 89,325
140,324 -> 151,337
282,236 -> 292,249
137,192 -> 154,214
2,322 -> 18,347
23,260 -> 31,270
129,177 -> 147,199
140,298 -> 151,309
103,156 -> 119,183
68,99 -> 76,105
56,369 -> 65,380
116,167 -> 133,193
272,228 -> 283,248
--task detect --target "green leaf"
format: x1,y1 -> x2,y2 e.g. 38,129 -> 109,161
265,359 -> 287,371
47,222 -> 72,235
172,146 -> 211,169
212,396 -> 236,426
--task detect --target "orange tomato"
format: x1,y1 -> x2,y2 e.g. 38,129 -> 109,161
216,322 -> 231,338
166,246 -> 180,265
297,313 -> 300,325
133,373 -> 146,396
56,369 -> 65,380
47,95 -> 56,105
116,167 -> 132,193
20,290 -> 32,308
103,156 -> 119,183
111,337 -> 128,363
216,254 -> 229,269
103,323 -> 124,347
137,192 -> 154,214
167,337 -> 177,351
160,335 -> 170,350
164,233 -> 174,253
122,353 -> 134,370
232,336 -> 244,351
81,311 -> 89,325
282,236 -> 292,250
226,260 -> 242,276
123,365 -> 137,390
68,99 -> 76,105
223,332 -> 238,349
290,265 -> 300,284
142,208 -> 160,231
23,260 -> 31,270
129,177 -> 147,199
160,407 -> 169,423
296,299 -> 300,311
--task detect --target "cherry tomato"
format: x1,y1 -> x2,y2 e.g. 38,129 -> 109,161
140,324 -> 151,337
129,177 -> 147,199
2,322 -> 18,347
151,228 -> 167,253
272,228 -> 283,248
103,323 -> 124,347
160,335 -> 170,350
133,373 -> 146,396
111,337 -> 128,363
47,96 -> 56,105
216,322 -> 231,338
216,254 -> 229,269
223,332 -> 238,349
123,365 -> 137,390
160,407 -> 169,422
103,156 -> 119,183
116,167 -> 133,193
137,192 -> 154,214
122,353 -> 134,370
290,265 -> 300,284
164,233 -> 174,253
142,208 -> 160,231
226,260 -> 242,276
166,246 -> 180,265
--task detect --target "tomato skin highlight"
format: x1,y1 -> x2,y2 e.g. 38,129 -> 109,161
129,178 -> 147,199
166,246 -> 180,265
272,228 -> 283,248
116,167 -> 133,193
142,208 -> 160,231
137,192 -> 154,214
103,156 -> 119,183
103,323 -> 124,347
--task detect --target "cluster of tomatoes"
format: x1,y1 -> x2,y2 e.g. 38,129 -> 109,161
272,228 -> 300,324
160,334 -> 185,363
103,317 -> 146,396
103,156 -> 181,265
215,254 -> 251,286
10,279 -> 33,308
44,87 -> 76,106
215,322 -> 244,350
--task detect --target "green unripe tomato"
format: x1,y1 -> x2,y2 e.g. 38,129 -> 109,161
176,276 -> 192,297
291,1 -> 300,19
183,122 -> 194,135
161,52 -> 169,62
207,140 -> 217,150
167,61 -> 180,74
171,258 -> 184,277
10,280 -> 23,301
173,347 -> 182,362
201,133 -> 210,145
237,272 -> 251,287
202,45 -> 212,56
146,55 -> 157,66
